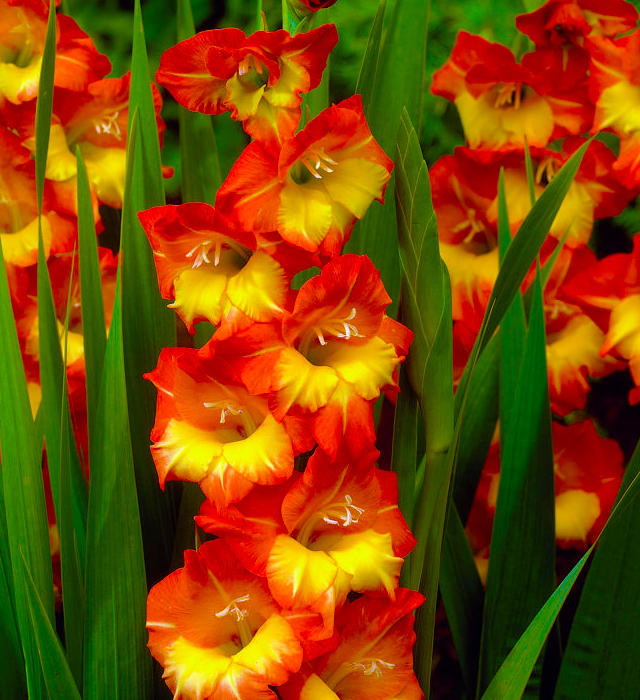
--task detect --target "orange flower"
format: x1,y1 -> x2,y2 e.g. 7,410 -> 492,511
147,540 -> 317,700
0,0 -> 110,106
197,449 -> 415,639
146,348 -> 313,508
156,24 -> 337,145
216,96 -> 393,257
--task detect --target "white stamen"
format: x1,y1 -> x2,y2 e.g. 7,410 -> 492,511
354,659 -> 395,677
215,594 -> 251,621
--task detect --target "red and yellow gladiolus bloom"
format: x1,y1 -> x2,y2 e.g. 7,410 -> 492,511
0,0 -> 110,106
156,24 -> 337,146
207,255 -> 411,459
279,589 -> 425,700
0,126 -> 76,267
13,73 -> 165,208
431,31 -> 592,150
516,0 -> 638,47
147,539 -> 320,700
197,448 -> 416,639
216,95 -> 393,257
138,202 -> 315,338
466,420 -> 624,557
589,29 -> 640,187
481,139 -> 631,248
146,347 -> 313,508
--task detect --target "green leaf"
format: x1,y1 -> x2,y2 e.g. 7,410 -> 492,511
21,551 -> 82,700
479,269 -> 556,695
554,444 -> 640,699
455,140 -> 589,410
36,236 -> 88,567
481,550 -> 591,700
346,0 -> 429,308
440,503 -> 484,698
176,0 -> 222,204
354,0 -> 387,116
76,148 -> 106,459
482,439 -> 640,699
451,331 -> 499,523
83,271 -> 151,700
122,0 -> 178,581
0,474 -> 25,698
395,109 -> 454,694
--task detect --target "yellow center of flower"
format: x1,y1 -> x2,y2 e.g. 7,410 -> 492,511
203,399 -> 257,439
185,238 -> 250,270
493,82 -> 525,110
295,489 -> 365,547
297,307 -> 363,357
236,54 -> 269,90
5,10 -> 37,68
291,147 -> 339,185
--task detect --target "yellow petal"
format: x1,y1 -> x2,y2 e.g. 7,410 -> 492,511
277,184 -> 333,249
325,529 -> 402,597
603,294 -> 640,360
300,674 -> 340,700
0,215 -> 52,267
221,413 -> 293,485
555,490 -> 600,545
272,347 -> 338,414
311,336 -> 400,401
225,74 -> 266,121
39,124 -> 77,181
267,534 -> 339,609
226,251 -> 286,321
232,614 -> 301,685
172,264 -> 228,329
0,57 -> 41,104
321,158 -> 390,219
81,142 -> 127,208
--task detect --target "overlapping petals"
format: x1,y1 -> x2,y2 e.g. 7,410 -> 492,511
216,95 -> 393,257
138,202 -> 314,337
197,448 -> 416,638
156,24 -> 337,145
147,539 -> 312,700
207,255 -> 411,458
431,31 -> 592,150
146,348 -> 313,508
0,0 -> 110,105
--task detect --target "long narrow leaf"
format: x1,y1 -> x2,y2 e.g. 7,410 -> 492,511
76,148 -> 106,457
83,270 -> 151,699
554,445 -> 640,699
347,0 -> 429,306
354,0 -> 387,115
21,552 -> 82,700
122,0 -> 178,580
479,270 -> 556,695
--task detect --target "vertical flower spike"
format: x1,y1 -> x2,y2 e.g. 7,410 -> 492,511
11,73 -> 166,208
146,348 -> 313,508
147,540 -> 311,700
156,24 -> 338,145
216,96 -> 394,257
279,589 -> 425,700
0,0 -> 110,105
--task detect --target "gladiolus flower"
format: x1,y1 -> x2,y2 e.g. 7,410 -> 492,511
206,255 -> 411,459
146,347 -> 313,508
216,95 -> 394,257
147,540 -> 317,700
431,31 -> 592,150
279,589 -> 425,700
0,126 -> 76,267
0,0 -> 110,105
197,448 -> 415,638
139,202 -> 315,337
516,0 -> 638,47
156,24 -> 337,145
